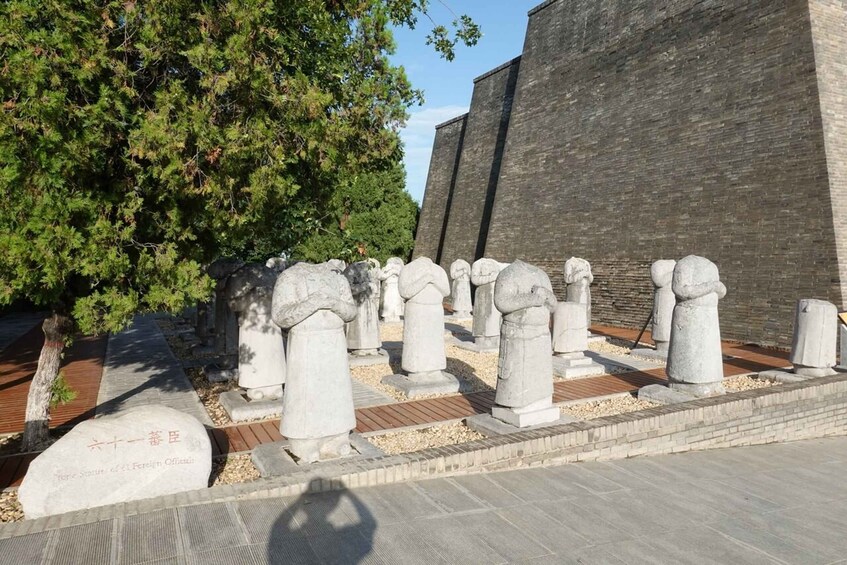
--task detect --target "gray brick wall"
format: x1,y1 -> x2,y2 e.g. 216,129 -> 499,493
412,114 -> 467,262
437,57 -> 521,271
418,0 -> 847,346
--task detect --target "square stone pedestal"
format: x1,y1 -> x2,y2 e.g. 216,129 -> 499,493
638,384 -> 697,405
348,349 -> 390,367
489,399 -> 561,428
219,390 -> 282,422
251,433 -> 383,478
466,412 -> 575,437
452,335 -> 499,353
381,371 -> 460,398
631,347 -> 668,362
552,353 -> 605,379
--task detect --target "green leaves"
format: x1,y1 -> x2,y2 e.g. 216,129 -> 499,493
0,0 -> 476,334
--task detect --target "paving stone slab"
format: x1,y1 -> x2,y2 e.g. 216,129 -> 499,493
466,413 -> 575,437
219,390 -> 282,423
637,383 -> 697,404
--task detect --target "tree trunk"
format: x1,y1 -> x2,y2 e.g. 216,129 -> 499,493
22,313 -> 72,452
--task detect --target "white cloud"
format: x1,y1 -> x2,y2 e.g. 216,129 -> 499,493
400,105 -> 468,203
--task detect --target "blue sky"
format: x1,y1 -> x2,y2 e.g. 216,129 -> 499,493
390,1 -> 539,203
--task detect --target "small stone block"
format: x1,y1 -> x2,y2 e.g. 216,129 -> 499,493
465,413 -> 574,437
381,372 -> 460,398
251,442 -> 299,477
638,384 -> 697,405
631,348 -> 668,361
219,390 -> 282,422
490,404 -> 561,428
758,370 -> 811,384
349,433 -> 385,458
204,364 -> 237,383
347,349 -> 390,367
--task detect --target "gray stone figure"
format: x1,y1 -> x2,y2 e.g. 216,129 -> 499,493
382,257 -> 459,397
320,259 -> 347,274
379,257 -> 404,322
449,259 -> 473,318
666,255 -> 727,397
790,298 -> 837,377
491,260 -> 560,427
551,301 -> 604,378
271,263 -> 357,463
208,257 -> 245,359
650,259 -> 677,353
344,261 -> 382,356
564,257 -> 593,329
471,258 -> 508,350
226,263 -> 286,400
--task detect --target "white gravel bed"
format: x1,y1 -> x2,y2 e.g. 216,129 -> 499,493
561,395 -> 660,420
351,363 -> 408,402
210,454 -> 261,487
379,322 -> 404,342
724,374 -> 776,392
0,491 -> 22,523
367,422 -> 484,455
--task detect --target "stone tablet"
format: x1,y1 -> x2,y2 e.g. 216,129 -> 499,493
449,259 -> 473,318
666,255 -> 727,396
790,298 -> 838,377
379,257 -> 405,322
19,405 -> 211,519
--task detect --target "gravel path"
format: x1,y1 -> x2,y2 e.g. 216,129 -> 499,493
367,422 -> 484,455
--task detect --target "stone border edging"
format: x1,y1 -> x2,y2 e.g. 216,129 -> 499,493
3,372 -> 846,538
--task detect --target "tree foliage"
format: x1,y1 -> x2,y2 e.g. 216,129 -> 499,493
0,0 -> 479,335
292,164 -> 418,265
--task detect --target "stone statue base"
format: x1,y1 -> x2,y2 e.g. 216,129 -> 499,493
668,380 -> 726,397
551,352 -> 605,379
348,349 -> 390,367
794,364 -> 837,378
381,371 -> 460,398
452,335 -> 499,353
289,433 -> 351,464
251,433 -> 383,477
219,390 -> 283,423
466,412 -> 575,437
638,384 -> 697,405
490,398 -> 560,428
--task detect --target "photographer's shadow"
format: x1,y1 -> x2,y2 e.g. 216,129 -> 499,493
266,483 -> 377,564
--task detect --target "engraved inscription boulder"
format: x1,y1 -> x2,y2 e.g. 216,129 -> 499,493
19,405 -> 211,519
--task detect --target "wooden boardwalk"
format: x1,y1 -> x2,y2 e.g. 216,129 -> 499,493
0,323 -> 790,489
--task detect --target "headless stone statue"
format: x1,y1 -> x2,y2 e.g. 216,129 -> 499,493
471,258 -> 508,350
208,258 -> 245,362
491,261 -> 560,427
666,255 -> 727,397
790,299 -> 837,377
343,261 -> 382,356
379,257 -> 404,322
381,257 -> 459,397
320,259 -> 347,274
271,263 -> 357,463
226,263 -> 286,401
449,259 -> 473,319
650,260 -> 677,353
564,257 -> 593,330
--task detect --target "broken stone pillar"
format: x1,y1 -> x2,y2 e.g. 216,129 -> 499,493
382,257 -> 459,397
227,263 -> 286,400
564,257 -> 593,329
470,258 -> 508,350
271,263 -> 357,463
790,298 -> 837,377
379,257 -> 404,323
491,260 -> 560,427
449,259 -> 473,319
666,255 -> 727,397
551,301 -> 604,379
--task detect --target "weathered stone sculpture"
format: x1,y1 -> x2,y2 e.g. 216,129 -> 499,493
379,257 -> 404,322
208,258 -> 245,358
382,257 -> 459,397
344,260 -> 386,364
226,263 -> 286,400
564,257 -> 593,329
470,258 -> 508,350
666,255 -> 727,396
789,299 -> 837,377
632,259 -> 677,361
551,301 -> 604,378
491,260 -> 560,427
271,263 -> 357,462
449,259 -> 473,319
320,259 -> 347,274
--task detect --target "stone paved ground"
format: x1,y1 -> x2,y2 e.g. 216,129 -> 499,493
4,436 -> 847,564
95,315 -> 212,427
